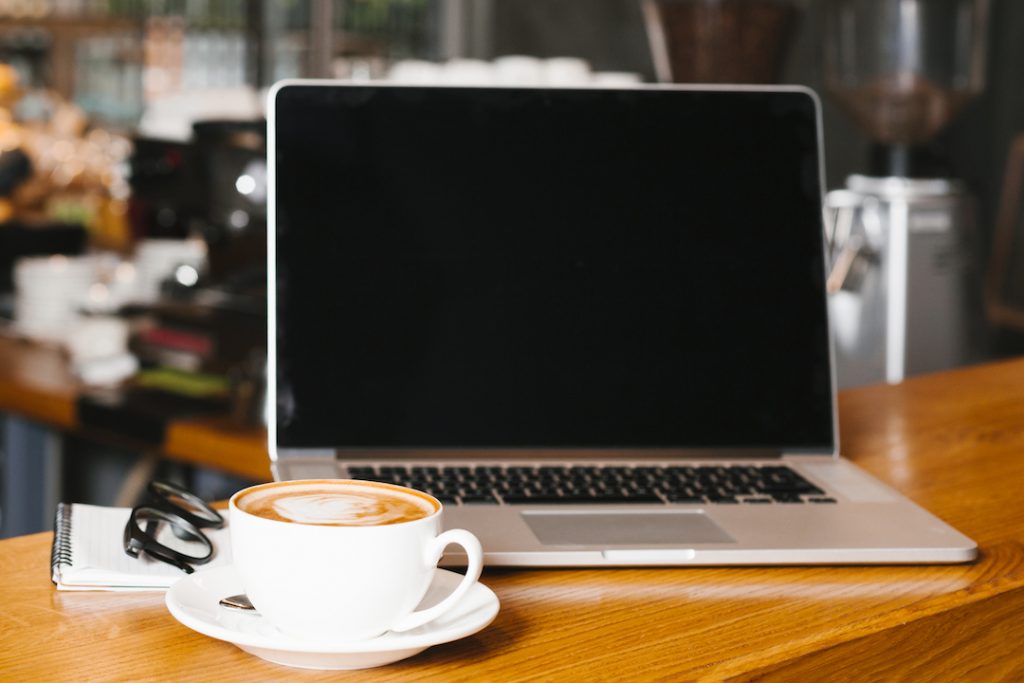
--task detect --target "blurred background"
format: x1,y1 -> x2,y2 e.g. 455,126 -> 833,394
1,0 -> 1022,537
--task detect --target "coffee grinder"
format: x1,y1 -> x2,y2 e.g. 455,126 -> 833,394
823,0 -> 989,386
642,0 -> 803,84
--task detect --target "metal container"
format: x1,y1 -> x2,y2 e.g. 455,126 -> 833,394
826,176 -> 977,387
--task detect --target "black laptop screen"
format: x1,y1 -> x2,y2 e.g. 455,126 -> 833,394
273,85 -> 834,451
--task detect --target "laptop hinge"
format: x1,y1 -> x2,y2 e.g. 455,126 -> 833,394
276,448 -> 335,460
325,448 -> 791,463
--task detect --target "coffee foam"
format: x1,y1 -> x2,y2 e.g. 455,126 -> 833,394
237,481 -> 437,527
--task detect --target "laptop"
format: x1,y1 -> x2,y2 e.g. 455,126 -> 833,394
267,81 -> 976,566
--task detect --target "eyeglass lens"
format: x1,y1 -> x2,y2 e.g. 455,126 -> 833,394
149,481 -> 223,526
132,507 -> 211,561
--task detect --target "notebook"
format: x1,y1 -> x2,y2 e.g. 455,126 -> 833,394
50,503 -> 232,591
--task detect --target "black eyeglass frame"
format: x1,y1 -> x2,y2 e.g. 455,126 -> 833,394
122,480 -> 225,574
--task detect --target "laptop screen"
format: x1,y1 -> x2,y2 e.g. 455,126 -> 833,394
272,84 -> 834,453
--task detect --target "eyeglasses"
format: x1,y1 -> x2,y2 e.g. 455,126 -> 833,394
123,480 -> 225,574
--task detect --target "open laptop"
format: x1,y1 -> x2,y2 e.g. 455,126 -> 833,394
267,81 -> 976,566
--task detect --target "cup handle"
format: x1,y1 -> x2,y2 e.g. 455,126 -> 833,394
389,528 -> 483,633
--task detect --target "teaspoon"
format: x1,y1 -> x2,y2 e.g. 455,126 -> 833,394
219,594 -> 257,612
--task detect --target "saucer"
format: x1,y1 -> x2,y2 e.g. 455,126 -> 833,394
165,566 -> 500,670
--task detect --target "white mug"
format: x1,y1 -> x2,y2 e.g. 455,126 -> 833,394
229,479 -> 483,642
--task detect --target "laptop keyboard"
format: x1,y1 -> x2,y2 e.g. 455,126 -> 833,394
344,464 -> 835,506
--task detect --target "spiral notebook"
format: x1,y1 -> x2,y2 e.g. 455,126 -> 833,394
50,503 -> 232,591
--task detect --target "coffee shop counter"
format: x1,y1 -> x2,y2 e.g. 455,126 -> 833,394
0,335 -> 271,482
2,358 -> 1024,679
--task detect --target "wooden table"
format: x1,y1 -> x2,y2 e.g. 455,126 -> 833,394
1,358 -> 1023,680
0,335 -> 271,482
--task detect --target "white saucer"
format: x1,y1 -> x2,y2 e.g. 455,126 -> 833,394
165,566 -> 500,670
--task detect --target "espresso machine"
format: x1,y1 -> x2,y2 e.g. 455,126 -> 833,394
823,0 -> 989,387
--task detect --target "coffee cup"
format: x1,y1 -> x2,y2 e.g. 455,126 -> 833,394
229,479 -> 483,642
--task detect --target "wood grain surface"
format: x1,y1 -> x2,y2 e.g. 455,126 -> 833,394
1,358 -> 1024,680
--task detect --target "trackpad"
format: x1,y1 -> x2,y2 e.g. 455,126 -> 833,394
521,511 -> 734,546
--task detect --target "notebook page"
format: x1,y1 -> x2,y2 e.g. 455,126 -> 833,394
57,504 -> 231,590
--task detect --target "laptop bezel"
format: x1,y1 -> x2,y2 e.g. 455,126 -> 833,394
265,80 -> 840,467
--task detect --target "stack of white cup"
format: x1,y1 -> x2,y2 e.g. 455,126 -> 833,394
134,238 -> 208,303
65,316 -> 138,386
14,255 -> 100,342
387,56 -> 641,87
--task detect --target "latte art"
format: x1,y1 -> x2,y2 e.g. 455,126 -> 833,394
272,491 -> 428,526
237,481 -> 437,527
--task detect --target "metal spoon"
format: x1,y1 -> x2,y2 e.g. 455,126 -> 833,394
219,594 -> 257,612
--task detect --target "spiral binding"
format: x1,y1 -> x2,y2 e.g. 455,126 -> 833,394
50,503 -> 74,582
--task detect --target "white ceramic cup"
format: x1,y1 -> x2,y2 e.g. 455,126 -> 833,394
229,479 -> 483,642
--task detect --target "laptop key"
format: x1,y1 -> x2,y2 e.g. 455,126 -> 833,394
729,466 -> 759,478
808,497 -> 837,504
346,469 -> 377,480
758,484 -> 824,496
592,494 -> 662,504
666,495 -> 705,504
771,494 -> 804,503
500,494 -> 572,504
459,493 -> 499,504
